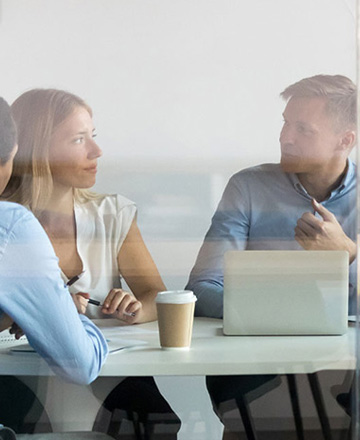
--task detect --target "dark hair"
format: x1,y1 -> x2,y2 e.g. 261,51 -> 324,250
280,74 -> 357,129
0,97 -> 17,164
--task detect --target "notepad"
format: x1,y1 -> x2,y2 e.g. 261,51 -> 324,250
10,343 -> 35,354
1,323 -> 149,355
0,332 -> 34,354
107,338 -> 148,354
0,332 -> 28,348
8,335 -> 148,355
95,320 -> 150,354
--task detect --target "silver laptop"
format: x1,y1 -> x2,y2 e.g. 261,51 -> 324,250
223,250 -> 349,336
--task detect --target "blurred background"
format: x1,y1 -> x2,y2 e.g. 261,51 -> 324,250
0,0 -> 356,290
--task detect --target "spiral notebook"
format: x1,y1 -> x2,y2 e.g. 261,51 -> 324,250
0,332 -> 28,348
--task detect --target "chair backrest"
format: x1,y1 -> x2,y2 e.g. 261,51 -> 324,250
0,376 -> 52,434
0,425 -> 16,440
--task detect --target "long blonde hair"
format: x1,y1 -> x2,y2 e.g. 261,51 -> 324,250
4,88 -> 98,211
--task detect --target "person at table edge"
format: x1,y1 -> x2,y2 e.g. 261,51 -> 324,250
186,74 -> 356,437
0,97 -> 108,385
187,73 -> 356,318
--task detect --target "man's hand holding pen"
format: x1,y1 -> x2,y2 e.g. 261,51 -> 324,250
0,313 -> 24,339
9,322 -> 24,340
72,292 -> 90,315
66,272 -> 90,315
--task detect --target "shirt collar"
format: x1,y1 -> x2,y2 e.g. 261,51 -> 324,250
287,158 -> 355,199
287,173 -> 308,197
340,158 -> 356,190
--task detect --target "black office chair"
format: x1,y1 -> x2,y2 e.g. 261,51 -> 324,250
206,374 -> 282,440
93,377 -> 181,440
211,373 -> 334,440
280,371 -> 356,440
286,373 -> 335,440
0,376 -> 52,434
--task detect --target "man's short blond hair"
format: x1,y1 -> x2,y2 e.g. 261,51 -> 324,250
280,74 -> 357,130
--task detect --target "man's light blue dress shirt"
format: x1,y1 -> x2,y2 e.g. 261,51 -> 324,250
186,161 -> 356,318
0,202 -> 108,384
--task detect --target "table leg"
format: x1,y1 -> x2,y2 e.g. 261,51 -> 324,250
307,373 -> 333,440
286,375 -> 305,440
236,396 -> 258,440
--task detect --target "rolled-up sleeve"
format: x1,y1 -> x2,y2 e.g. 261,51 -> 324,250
0,205 -> 108,384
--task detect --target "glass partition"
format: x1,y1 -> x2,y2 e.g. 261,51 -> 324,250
355,1 -> 360,438
0,0 -> 358,439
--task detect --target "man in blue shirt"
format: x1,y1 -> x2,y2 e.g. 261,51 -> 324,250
186,74 -> 356,437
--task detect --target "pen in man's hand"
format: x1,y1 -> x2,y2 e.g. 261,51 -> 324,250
87,298 -> 136,317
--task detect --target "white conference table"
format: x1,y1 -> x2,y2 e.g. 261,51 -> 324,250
0,317 -> 356,376
99,317 -> 356,376
0,318 -> 357,434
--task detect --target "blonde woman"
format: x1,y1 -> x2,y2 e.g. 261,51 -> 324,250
0,96 -> 108,383
5,89 -> 180,437
0,96 -> 108,433
5,88 -> 165,323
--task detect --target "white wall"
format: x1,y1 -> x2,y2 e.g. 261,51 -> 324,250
0,0 -> 355,289
0,0 -> 356,288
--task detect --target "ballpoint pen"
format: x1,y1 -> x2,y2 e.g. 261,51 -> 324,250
66,271 -> 85,287
87,298 -> 136,317
67,272 -> 135,317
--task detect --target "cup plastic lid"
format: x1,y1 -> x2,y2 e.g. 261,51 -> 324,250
156,290 -> 197,304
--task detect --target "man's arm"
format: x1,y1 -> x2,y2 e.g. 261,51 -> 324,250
295,199 -> 356,263
0,209 -> 108,385
186,176 -> 249,318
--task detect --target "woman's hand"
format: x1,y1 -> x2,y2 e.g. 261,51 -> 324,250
72,292 -> 90,314
101,288 -> 142,324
